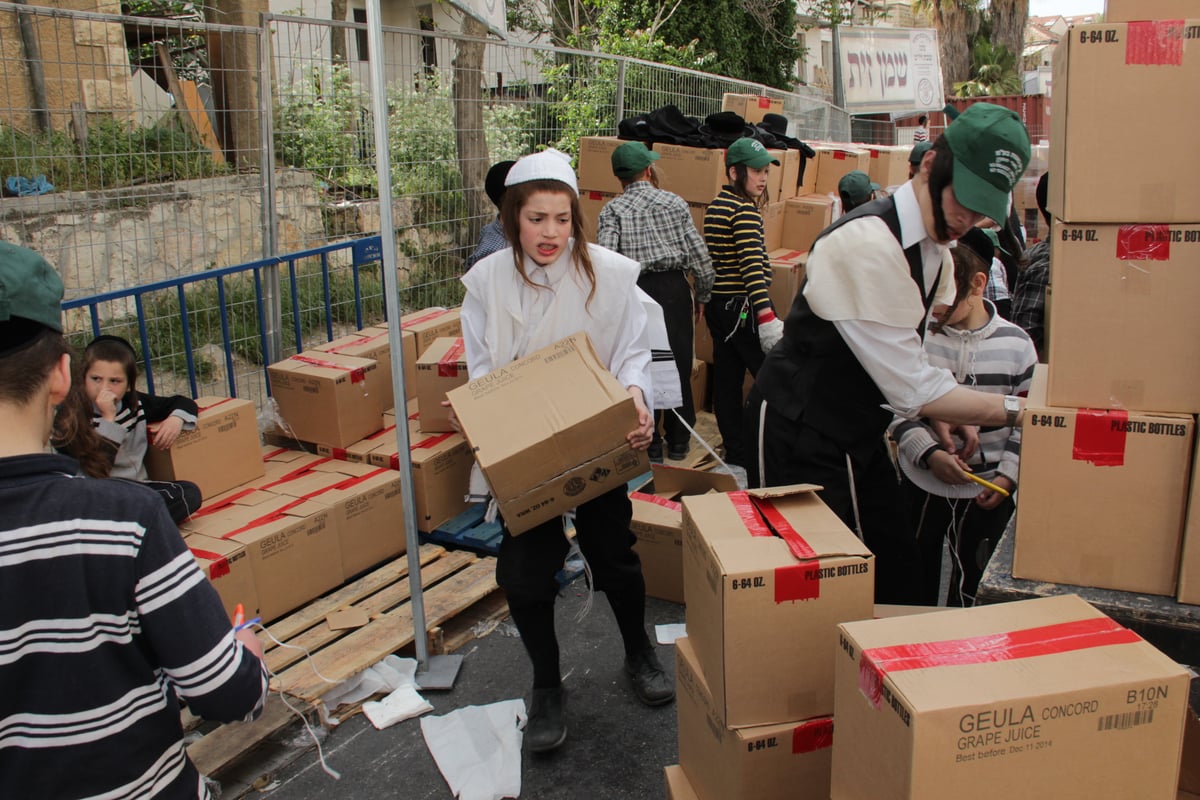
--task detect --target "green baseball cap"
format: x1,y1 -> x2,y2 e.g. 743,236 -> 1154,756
942,102 -> 1031,224
0,241 -> 63,336
726,137 -> 780,169
908,140 -> 933,166
611,141 -> 660,179
838,170 -> 880,206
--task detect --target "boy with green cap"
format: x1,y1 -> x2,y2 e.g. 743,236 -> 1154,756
747,103 -> 1033,604
0,242 -> 267,797
838,170 -> 880,213
597,140 -> 713,461
702,137 -> 781,470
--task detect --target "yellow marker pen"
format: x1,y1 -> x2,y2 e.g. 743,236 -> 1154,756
963,471 -> 1010,497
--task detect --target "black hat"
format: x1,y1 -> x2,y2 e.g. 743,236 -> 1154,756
699,111 -> 753,145
753,115 -> 815,157
617,105 -> 701,145
956,227 -> 994,267
759,113 -> 789,137
484,160 -> 516,208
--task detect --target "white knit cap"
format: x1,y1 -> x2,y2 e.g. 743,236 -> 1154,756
504,148 -> 578,196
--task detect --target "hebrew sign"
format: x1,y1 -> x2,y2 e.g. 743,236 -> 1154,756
836,27 -> 945,115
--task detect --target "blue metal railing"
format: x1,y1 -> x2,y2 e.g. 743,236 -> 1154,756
62,237 -> 383,399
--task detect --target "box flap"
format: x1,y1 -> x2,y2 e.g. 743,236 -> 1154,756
651,463 -> 738,497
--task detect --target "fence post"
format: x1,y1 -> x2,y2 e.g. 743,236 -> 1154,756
258,14 -> 283,364
614,58 -> 627,127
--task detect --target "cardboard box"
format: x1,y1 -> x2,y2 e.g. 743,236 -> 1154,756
664,764 -> 701,800
762,201 -> 785,252
690,359 -> 709,412
865,145 -> 910,189
812,146 -> 869,196
695,314 -> 714,364
677,637 -> 833,800
777,148 -> 802,202
1049,19 -> 1200,222
687,202 -> 707,235
576,136 -> 626,194
780,194 -> 837,253
392,307 -> 462,402
414,337 -> 468,433
182,490 -> 343,622
186,532 -> 259,621
654,144 -> 728,205
260,458 -> 405,578
447,333 -> 648,534
312,328 -> 394,409
767,249 -> 808,315
1105,0 -> 1200,22
1176,440 -> 1200,605
366,423 -> 473,532
1046,222 -> 1200,412
630,464 -> 738,604
267,350 -> 384,448
579,189 -> 617,242
682,485 -> 875,727
721,93 -> 783,124
1016,366 -> 1193,596
830,595 -> 1192,800
144,396 -> 264,500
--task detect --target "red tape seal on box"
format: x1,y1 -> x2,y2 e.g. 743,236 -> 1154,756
438,338 -> 466,377
857,617 -> 1141,708
1073,409 -> 1128,467
291,354 -> 366,384
833,150 -> 847,160
728,492 -> 820,603
792,717 -> 834,754
1116,225 -> 1172,261
189,548 -> 230,579
1126,20 -> 1184,66
630,491 -> 682,513
401,308 -> 452,329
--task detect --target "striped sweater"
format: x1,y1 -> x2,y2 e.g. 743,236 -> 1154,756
0,453 -> 267,799
890,300 -> 1037,485
703,187 -> 776,323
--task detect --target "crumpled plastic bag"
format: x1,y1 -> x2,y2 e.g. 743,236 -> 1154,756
321,656 -> 431,727
5,175 -> 53,197
420,699 -> 526,800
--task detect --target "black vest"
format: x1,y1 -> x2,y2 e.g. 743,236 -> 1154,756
755,196 -> 940,456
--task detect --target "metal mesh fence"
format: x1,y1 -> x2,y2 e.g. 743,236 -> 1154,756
4,5 -> 863,404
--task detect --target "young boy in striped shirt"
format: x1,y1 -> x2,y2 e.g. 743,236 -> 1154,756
890,228 -> 1037,606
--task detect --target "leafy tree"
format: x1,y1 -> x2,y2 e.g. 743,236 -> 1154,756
954,39 -> 1022,97
912,0 -> 982,90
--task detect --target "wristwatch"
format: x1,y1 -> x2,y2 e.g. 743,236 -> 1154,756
1003,395 -> 1021,428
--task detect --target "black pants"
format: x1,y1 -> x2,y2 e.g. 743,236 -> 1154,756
906,479 -> 1014,606
495,486 -> 651,689
745,392 -> 923,605
706,295 -> 763,467
638,270 -> 695,449
130,478 -> 202,524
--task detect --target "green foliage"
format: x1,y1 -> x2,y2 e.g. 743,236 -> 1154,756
954,39 -> 1022,97
274,63 -> 375,189
0,116 -> 224,192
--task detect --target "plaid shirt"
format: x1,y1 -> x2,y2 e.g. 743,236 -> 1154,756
1011,238 -> 1049,359
595,181 -> 714,303
466,217 -> 508,270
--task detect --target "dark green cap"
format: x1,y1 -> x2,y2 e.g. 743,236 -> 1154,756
942,102 -> 1031,224
943,103 -> 961,121
725,137 -> 780,169
0,242 -> 63,335
611,141 -> 660,179
908,140 -> 933,166
838,170 -> 880,206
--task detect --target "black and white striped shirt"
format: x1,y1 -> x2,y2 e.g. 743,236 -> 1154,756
0,453 -> 267,799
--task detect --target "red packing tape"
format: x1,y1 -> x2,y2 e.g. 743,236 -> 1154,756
833,150 -> 847,160
1116,225 -> 1172,261
630,491 -> 682,513
197,398 -> 234,412
190,487 -> 258,519
189,548 -> 230,579
401,309 -> 451,329
324,330 -> 389,354
437,338 -> 466,377
411,432 -> 454,450
857,617 -> 1141,709
290,354 -> 366,384
1125,20 -> 1184,66
728,492 -> 820,602
1073,409 -> 1128,467
757,96 -> 771,108
367,424 -> 397,440
792,717 -> 834,754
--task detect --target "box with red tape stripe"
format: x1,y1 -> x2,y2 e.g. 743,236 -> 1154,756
831,594 -> 1190,800
681,484 -> 874,729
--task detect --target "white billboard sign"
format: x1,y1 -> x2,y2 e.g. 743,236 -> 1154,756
837,27 -> 945,114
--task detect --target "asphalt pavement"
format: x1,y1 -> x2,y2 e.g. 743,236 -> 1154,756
224,583 -> 685,800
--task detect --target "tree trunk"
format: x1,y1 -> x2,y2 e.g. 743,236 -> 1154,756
934,1 -> 977,90
205,0 -> 267,170
454,14 -> 490,255
330,0 -> 348,64
989,0 -> 1029,74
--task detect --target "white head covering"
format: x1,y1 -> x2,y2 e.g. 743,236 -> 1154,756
504,148 -> 578,196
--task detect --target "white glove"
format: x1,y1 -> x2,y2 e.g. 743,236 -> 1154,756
757,317 -> 784,353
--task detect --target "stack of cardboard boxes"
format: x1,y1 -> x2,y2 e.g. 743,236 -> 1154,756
1016,8 -> 1200,606
666,486 -> 876,799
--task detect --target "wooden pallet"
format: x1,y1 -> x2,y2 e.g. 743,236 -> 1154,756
186,543 -> 504,778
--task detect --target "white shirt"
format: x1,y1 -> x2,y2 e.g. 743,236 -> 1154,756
803,180 -> 959,419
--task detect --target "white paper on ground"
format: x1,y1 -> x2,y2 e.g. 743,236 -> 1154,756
362,685 -> 434,729
320,655 -> 419,719
420,699 -> 526,800
655,623 -> 687,645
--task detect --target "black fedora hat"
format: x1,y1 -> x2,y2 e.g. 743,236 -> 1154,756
698,111 -> 753,144
759,113 -> 790,137
618,104 -> 702,144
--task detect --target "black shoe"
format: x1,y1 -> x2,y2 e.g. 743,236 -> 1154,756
666,442 -> 689,461
647,441 -> 664,463
624,649 -> 675,707
526,687 -> 567,752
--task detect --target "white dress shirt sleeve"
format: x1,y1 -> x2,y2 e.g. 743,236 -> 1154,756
460,289 -> 495,380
